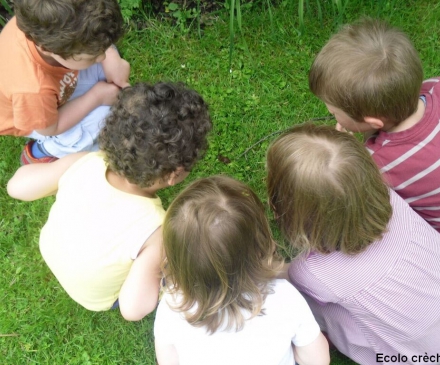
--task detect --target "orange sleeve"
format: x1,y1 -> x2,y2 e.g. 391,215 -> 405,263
12,92 -> 59,133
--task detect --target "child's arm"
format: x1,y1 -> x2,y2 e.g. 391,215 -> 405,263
118,226 -> 163,321
34,47 -> 128,137
101,46 -> 131,89
7,152 -> 88,201
294,332 -> 330,365
35,81 -> 120,136
155,343 -> 179,365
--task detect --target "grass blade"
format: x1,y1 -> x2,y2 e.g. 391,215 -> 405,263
236,0 -> 242,31
265,0 -> 273,26
197,0 -> 201,38
229,0 -> 236,72
341,0 -> 349,20
1,0 -> 13,14
334,0 -> 342,14
316,0 -> 322,24
298,0 -> 305,33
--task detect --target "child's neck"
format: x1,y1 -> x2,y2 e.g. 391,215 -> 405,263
35,46 -> 65,68
106,170 -> 163,198
385,99 -> 425,133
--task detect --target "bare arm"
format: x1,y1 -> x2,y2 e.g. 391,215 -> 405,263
7,152 -> 88,201
35,82 -> 120,136
118,226 -> 163,321
101,46 -> 130,89
294,333 -> 330,365
155,343 -> 179,365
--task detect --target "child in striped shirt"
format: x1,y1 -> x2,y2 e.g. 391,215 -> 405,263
267,123 -> 440,365
309,18 -> 440,232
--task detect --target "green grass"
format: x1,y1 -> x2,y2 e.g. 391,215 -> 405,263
2,0 -> 440,363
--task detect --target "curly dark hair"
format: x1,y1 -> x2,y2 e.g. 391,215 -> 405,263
14,0 -> 123,58
99,82 -> 212,188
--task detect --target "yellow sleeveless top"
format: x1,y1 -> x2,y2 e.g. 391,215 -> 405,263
40,152 -> 165,310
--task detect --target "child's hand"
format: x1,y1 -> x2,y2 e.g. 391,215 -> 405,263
101,46 -> 131,89
91,81 -> 120,105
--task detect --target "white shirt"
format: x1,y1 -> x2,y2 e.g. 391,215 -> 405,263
154,279 -> 320,365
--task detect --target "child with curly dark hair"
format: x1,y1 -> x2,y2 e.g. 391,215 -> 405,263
7,82 -> 212,320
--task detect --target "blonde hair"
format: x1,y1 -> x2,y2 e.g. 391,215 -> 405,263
309,18 -> 423,126
162,175 -> 282,334
266,124 -> 392,255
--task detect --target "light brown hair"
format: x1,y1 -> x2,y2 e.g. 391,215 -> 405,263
267,123 -> 392,255
14,0 -> 123,58
163,175 -> 282,334
309,18 -> 423,126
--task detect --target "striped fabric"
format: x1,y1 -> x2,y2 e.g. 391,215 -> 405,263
288,190 -> 440,365
365,78 -> 440,232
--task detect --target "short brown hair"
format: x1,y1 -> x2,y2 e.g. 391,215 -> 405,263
309,18 -> 423,126
267,123 -> 392,255
99,82 -> 212,188
14,0 -> 123,58
163,176 -> 282,334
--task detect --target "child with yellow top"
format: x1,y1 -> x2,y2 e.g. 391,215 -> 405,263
7,82 -> 212,320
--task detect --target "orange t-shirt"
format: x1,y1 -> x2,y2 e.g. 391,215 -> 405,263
0,17 -> 78,136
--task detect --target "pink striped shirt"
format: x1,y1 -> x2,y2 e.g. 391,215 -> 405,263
288,190 -> 440,364
366,78 -> 440,232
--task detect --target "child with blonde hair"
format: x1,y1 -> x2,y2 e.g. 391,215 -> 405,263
7,82 -> 212,320
154,175 -> 329,365
267,123 -> 440,364
309,18 -> 440,232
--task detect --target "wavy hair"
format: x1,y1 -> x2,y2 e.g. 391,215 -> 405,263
267,123 -> 392,255
309,18 -> 423,126
99,82 -> 212,188
163,176 -> 283,334
15,0 -> 123,58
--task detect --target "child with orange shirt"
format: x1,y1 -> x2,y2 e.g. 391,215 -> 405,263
0,0 -> 129,163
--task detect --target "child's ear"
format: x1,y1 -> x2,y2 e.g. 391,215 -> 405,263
363,116 -> 384,130
167,167 -> 186,186
166,172 -> 177,186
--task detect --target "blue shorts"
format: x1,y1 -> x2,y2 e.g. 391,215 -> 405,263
27,63 -> 111,158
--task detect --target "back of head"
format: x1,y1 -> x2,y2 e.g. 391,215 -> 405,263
309,18 -> 423,125
267,124 -> 392,255
163,175 -> 280,334
14,0 -> 123,58
99,82 -> 212,188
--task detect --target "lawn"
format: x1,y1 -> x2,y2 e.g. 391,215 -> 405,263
1,0 -> 440,363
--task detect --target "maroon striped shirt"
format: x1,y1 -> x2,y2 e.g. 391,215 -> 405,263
366,78 -> 440,232
288,190 -> 440,364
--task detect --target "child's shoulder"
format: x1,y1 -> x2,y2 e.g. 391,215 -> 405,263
267,279 -> 308,307
58,151 -> 103,183
421,77 -> 440,90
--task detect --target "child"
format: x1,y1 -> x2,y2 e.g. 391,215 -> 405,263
7,82 -> 212,320
308,18 -> 440,232
266,123 -> 440,364
0,0 -> 129,163
154,175 -> 330,365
